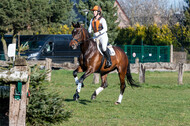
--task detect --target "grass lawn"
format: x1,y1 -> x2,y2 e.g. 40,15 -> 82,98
48,70 -> 190,126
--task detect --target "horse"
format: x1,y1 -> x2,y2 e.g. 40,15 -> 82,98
69,22 -> 140,105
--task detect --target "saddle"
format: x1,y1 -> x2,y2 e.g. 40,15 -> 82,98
95,39 -> 115,56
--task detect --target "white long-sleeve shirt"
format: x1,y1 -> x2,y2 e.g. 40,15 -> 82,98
88,17 -> 109,51
88,17 -> 108,35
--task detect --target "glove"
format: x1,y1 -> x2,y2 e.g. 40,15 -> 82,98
94,32 -> 100,37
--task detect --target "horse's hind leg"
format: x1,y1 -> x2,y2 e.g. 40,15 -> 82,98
115,72 -> 126,105
91,74 -> 108,100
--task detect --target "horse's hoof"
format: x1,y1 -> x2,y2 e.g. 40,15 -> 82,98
73,93 -> 80,101
91,95 -> 96,100
91,91 -> 96,100
115,102 -> 121,105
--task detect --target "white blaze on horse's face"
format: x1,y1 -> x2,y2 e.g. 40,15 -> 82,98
72,43 -> 77,50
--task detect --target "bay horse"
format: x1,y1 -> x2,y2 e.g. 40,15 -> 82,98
69,22 -> 139,105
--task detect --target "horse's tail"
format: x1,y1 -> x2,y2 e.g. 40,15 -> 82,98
126,63 -> 140,87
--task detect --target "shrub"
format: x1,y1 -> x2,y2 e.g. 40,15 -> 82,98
27,65 -> 71,125
115,23 -> 187,48
26,86 -> 71,126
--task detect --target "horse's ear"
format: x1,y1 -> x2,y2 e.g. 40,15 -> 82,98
77,22 -> 80,28
72,22 -> 75,27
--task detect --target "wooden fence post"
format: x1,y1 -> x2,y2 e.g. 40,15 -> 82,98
139,63 -> 145,83
74,57 -> 78,65
135,58 -> 140,73
45,58 -> 52,82
9,58 -> 29,126
170,45 -> 173,63
178,63 -> 184,85
92,73 -> 100,84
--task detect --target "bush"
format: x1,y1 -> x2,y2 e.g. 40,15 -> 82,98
27,86 -> 71,126
27,65 -> 71,125
115,23 -> 188,48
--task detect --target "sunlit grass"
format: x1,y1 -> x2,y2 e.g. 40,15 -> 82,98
49,70 -> 190,126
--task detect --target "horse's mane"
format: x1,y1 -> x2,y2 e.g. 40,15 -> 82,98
82,27 -> 91,40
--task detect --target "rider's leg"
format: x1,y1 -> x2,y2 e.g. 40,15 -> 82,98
103,50 -> 112,68
100,34 -> 112,68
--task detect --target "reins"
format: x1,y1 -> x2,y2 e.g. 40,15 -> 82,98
71,27 -> 105,73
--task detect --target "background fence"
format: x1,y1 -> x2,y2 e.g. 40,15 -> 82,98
118,45 -> 170,63
0,45 -> 171,63
0,54 -> 5,61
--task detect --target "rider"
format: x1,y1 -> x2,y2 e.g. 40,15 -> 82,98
88,5 -> 112,68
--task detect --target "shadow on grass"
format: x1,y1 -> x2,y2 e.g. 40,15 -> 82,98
64,99 -> 92,105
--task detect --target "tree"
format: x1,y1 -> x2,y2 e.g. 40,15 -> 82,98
0,0 -> 12,61
184,0 -> 190,28
62,9 -> 80,26
0,0 -> 73,59
0,0 -> 73,40
78,0 -> 119,44
119,0 -> 169,26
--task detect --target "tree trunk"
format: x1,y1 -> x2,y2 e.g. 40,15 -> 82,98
17,32 -> 21,57
12,30 -> 17,44
1,34 -> 9,61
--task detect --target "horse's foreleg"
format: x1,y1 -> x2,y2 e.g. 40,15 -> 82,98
91,74 -> 108,100
73,68 -> 93,101
73,66 -> 83,85
115,72 -> 126,105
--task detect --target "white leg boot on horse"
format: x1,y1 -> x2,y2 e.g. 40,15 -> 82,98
73,68 -> 93,101
91,74 -> 108,100
70,22 -> 140,104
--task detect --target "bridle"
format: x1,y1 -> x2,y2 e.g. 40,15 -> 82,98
71,28 -> 94,46
71,29 -> 83,46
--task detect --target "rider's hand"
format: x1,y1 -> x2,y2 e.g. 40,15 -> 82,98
94,32 -> 100,37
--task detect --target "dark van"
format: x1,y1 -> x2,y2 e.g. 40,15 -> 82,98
0,35 -> 33,60
23,34 -> 80,63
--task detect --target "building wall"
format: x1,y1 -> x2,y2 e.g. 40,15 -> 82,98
114,1 -> 130,28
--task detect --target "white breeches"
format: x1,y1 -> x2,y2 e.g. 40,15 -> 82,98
95,33 -> 108,52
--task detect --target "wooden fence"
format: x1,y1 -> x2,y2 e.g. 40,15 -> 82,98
0,58 -> 30,126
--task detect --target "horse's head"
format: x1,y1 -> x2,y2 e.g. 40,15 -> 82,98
69,22 -> 85,50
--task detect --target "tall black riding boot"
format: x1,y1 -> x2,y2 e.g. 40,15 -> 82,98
103,49 -> 112,68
